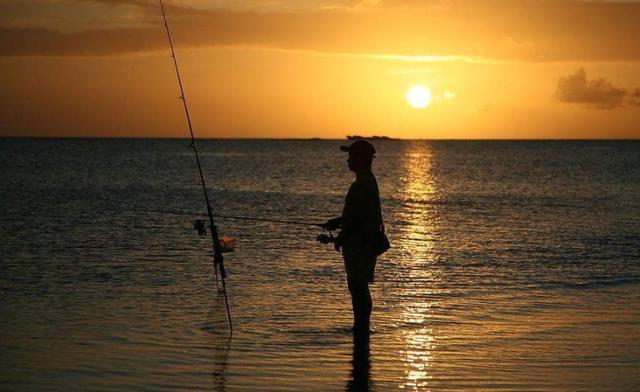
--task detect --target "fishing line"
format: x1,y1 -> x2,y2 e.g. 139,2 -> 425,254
141,209 -> 324,227
141,209 -> 435,243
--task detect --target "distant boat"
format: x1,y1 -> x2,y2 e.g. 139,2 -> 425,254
346,135 -> 397,141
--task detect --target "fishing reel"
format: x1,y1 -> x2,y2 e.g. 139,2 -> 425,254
193,218 -> 236,253
316,230 -> 335,244
193,219 -> 207,236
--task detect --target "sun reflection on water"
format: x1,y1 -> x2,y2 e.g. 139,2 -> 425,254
397,143 -> 441,390
403,329 -> 435,389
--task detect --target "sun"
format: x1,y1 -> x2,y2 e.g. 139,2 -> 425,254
406,85 -> 432,109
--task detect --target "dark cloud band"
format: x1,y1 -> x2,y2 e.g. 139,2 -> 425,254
1,0 -> 640,61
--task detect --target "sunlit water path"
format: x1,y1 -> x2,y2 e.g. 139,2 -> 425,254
2,139 -> 639,390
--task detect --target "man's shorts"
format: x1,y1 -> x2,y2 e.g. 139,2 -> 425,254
342,244 -> 377,283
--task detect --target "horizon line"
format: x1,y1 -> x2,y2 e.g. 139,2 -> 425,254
1,136 -> 639,141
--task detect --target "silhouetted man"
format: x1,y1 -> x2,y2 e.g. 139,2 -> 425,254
324,140 -> 382,333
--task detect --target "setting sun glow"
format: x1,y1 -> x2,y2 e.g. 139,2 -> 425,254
406,85 -> 432,109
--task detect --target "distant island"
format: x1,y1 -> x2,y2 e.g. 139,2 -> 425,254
346,135 -> 397,141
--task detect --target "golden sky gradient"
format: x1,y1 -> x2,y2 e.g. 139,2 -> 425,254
1,0 -> 639,139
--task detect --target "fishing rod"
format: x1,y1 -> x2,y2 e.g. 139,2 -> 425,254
159,0 -> 232,334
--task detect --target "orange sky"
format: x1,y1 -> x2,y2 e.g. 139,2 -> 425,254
1,0 -> 639,139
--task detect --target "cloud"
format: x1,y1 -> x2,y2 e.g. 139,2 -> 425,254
630,88 -> 640,106
1,0 -> 640,61
555,69 -> 639,110
443,90 -> 457,100
0,27 -> 164,56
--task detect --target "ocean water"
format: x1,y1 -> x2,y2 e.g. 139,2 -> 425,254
1,139 -> 639,391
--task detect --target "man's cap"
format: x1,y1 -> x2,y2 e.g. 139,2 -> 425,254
340,140 -> 376,157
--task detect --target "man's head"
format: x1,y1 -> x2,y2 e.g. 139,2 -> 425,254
340,140 -> 376,173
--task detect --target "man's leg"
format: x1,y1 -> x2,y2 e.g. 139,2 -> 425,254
348,279 -> 372,331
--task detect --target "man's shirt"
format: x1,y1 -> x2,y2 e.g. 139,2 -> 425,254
339,171 -> 381,247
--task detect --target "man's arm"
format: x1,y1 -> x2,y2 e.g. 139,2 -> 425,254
322,217 -> 342,231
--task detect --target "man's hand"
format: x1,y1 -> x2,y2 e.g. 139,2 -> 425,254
322,217 -> 342,231
333,236 -> 342,252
